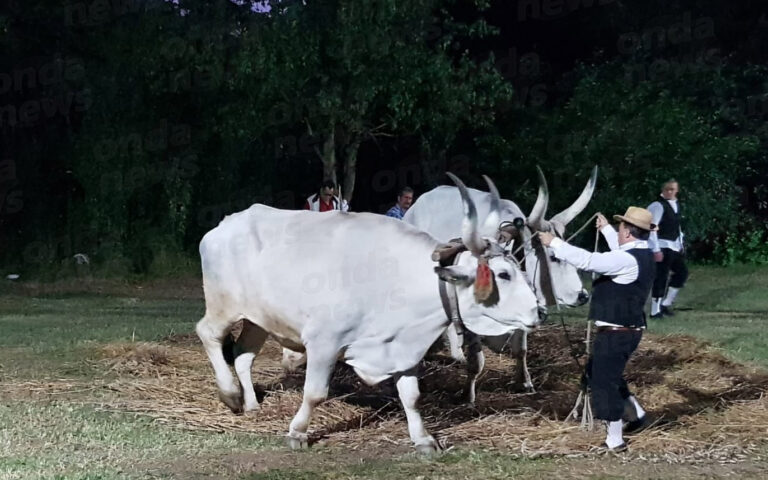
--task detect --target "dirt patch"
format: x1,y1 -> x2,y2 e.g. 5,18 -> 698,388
24,324 -> 768,464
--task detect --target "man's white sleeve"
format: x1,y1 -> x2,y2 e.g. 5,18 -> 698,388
647,201 -> 663,252
550,238 -> 637,277
600,225 -> 619,251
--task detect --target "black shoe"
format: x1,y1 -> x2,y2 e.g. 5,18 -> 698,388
624,415 -> 649,435
660,305 -> 675,316
650,312 -> 664,319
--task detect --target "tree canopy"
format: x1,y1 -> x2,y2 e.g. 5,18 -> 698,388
1,0 -> 766,276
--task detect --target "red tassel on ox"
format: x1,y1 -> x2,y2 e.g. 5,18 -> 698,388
474,258 -> 493,302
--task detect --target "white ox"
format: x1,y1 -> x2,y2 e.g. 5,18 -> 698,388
196,175 -> 540,452
403,167 -> 597,391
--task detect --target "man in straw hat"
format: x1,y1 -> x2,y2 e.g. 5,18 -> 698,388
539,207 -> 656,452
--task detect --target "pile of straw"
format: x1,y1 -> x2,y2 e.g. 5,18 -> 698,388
77,323 -> 768,461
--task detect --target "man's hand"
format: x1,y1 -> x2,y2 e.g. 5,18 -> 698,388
654,251 -> 664,262
596,213 -> 609,230
538,231 -> 555,246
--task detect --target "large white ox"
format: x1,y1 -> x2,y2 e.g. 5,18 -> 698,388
196,175 -> 541,452
403,167 -> 597,391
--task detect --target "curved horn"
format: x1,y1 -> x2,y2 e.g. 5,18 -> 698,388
481,174 -> 501,234
550,165 -> 598,228
527,165 -> 549,230
446,172 -> 486,256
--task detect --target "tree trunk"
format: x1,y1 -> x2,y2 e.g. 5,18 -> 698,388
321,127 -> 336,184
342,139 -> 360,203
419,146 -> 446,189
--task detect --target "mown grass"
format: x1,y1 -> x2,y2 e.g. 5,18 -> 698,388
243,451 -> 553,480
641,265 -> 768,368
555,265 -> 768,368
0,265 -> 767,479
0,402 -> 273,480
0,296 -> 202,379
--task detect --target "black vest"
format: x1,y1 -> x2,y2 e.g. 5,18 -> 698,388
588,248 -> 655,328
657,199 -> 681,241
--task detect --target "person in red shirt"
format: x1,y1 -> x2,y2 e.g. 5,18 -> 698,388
303,179 -> 349,212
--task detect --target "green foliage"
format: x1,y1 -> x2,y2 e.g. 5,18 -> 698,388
3,0 -> 768,275
713,225 -> 768,266
495,64 -> 760,256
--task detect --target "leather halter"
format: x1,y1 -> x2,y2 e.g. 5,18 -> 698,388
530,234 -> 558,307
503,226 -> 557,308
436,240 -> 467,336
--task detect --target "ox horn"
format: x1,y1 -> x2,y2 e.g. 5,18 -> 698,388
550,165 -> 598,228
446,172 -> 486,256
481,174 -> 502,234
526,165 -> 549,230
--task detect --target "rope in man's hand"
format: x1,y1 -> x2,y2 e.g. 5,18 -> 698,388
560,211 -> 605,431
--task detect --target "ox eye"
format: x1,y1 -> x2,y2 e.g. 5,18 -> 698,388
498,271 -> 512,281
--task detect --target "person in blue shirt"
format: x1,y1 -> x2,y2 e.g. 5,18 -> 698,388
385,186 -> 414,220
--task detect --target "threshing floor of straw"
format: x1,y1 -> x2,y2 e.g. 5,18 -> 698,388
5,322 -> 768,467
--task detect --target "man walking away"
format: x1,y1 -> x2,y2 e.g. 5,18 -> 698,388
386,186 -> 414,220
648,179 -> 688,318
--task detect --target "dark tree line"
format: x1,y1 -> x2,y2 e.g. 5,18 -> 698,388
1,0 -> 766,277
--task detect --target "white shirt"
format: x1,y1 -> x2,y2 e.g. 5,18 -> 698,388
647,196 -> 683,252
305,194 -> 350,212
550,225 -> 650,327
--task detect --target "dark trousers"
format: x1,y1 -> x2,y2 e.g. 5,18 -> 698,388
652,248 -> 688,298
585,330 -> 643,422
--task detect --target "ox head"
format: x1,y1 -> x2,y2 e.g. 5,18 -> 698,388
512,166 -> 597,308
434,173 -> 541,336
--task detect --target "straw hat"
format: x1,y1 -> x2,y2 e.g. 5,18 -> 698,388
613,206 -> 656,231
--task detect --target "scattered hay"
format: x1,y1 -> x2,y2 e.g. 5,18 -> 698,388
0,380 -> 97,400
97,342 -> 209,377
14,324 -> 768,463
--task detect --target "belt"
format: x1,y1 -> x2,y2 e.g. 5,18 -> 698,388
596,326 -> 644,333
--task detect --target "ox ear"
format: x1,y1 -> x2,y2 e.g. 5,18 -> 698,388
434,265 -> 475,286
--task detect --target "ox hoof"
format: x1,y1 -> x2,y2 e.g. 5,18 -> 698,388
510,383 -> 535,394
450,351 -> 467,364
287,432 -> 309,450
243,404 -> 261,415
414,438 -> 441,455
524,384 -> 536,394
219,391 -> 244,414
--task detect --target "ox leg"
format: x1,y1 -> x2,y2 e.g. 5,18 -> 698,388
511,330 -> 535,393
395,373 -> 439,454
445,324 -> 467,363
234,353 -> 257,412
234,320 -> 269,413
463,332 -> 485,405
281,348 -> 307,372
196,314 -> 243,413
287,346 -> 336,449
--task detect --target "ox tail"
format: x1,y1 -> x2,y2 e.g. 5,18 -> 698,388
222,333 -> 237,366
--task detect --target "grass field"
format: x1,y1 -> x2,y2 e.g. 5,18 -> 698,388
1,266 -> 767,479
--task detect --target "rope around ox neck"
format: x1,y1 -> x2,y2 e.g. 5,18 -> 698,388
507,212 -> 600,260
